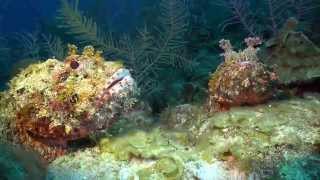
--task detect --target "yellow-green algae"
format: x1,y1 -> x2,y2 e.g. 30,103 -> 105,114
48,127 -> 201,179
98,128 -> 196,179
46,95 -> 320,179
181,95 -> 320,171
0,92 -> 15,140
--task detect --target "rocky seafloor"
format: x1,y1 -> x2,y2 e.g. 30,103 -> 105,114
46,94 -> 320,180
1,31 -> 320,179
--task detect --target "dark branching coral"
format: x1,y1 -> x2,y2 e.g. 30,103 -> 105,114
57,0 -> 104,46
56,0 -> 192,98
13,32 -> 65,61
216,0 -> 319,36
216,0 -> 258,36
41,34 -> 65,60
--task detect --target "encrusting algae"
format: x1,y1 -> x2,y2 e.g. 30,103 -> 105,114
1,0 -> 320,179
261,18 -> 320,85
0,37 -> 319,179
47,94 -> 320,179
161,94 -> 320,178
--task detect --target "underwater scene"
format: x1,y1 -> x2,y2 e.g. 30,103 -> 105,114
0,0 -> 320,179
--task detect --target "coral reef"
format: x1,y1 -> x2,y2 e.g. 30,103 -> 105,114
217,0 -> 318,36
48,128 -> 258,180
56,0 -> 194,111
163,94 -> 320,177
207,37 -> 277,111
48,128 -> 195,179
48,94 -> 320,179
261,18 -> 320,85
106,102 -> 155,135
160,104 -> 207,129
98,129 -> 195,179
1,2 -> 319,179
1,45 -> 138,161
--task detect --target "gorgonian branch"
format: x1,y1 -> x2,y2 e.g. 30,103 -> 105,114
217,0 -> 258,36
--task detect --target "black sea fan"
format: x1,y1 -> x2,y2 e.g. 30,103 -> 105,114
215,0 -> 319,37
55,0 -> 193,99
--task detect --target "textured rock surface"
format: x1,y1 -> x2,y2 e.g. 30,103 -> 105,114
48,128 -> 195,180
48,128 -> 258,180
261,18 -> 320,85
0,92 -> 15,140
207,37 -> 277,111
160,104 -> 205,129
48,95 -> 320,179
0,45 -> 138,161
163,95 -> 320,178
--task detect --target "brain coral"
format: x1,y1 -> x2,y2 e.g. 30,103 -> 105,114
207,37 -> 277,112
6,45 -> 138,161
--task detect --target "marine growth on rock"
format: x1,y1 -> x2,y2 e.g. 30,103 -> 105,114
261,18 -> 320,85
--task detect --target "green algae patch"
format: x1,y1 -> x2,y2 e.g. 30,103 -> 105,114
190,96 -> 320,171
161,95 -> 320,172
98,128 -> 198,179
155,156 -> 183,179
48,96 -> 320,179
99,129 -> 196,161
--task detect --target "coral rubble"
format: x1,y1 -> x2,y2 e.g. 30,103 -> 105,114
1,45 -> 138,161
261,18 -> 320,85
207,37 -> 277,111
